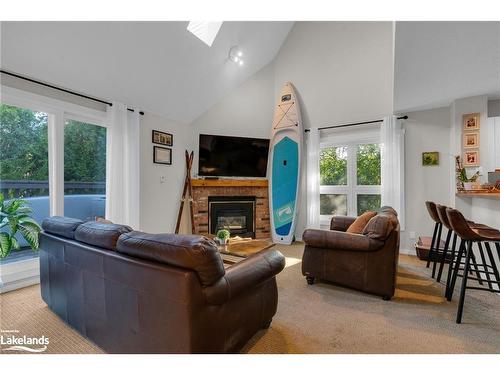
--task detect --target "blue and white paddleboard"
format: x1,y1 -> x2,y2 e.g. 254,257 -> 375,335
268,82 -> 302,245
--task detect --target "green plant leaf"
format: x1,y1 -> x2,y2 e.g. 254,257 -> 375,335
18,224 -> 40,250
0,219 -> 9,230
15,207 -> 33,215
0,232 -> 12,258
11,236 -> 20,250
18,215 -> 41,228
8,216 -> 19,234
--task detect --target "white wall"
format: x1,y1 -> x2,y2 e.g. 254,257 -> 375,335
399,97 -> 500,254
273,22 -> 395,238
189,61 -> 276,166
1,72 -> 106,112
400,107 -> 452,253
450,95 -> 489,216
274,22 -> 394,128
489,99 -> 500,117
451,95 -> 500,229
190,22 -> 395,239
139,112 -> 190,234
2,76 -> 190,234
395,22 -> 500,112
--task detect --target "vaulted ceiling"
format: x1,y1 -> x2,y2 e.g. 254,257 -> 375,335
1,21 -> 293,123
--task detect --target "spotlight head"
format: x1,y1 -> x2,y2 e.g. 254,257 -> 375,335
229,45 -> 245,66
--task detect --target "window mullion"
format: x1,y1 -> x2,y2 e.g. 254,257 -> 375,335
48,111 -> 65,216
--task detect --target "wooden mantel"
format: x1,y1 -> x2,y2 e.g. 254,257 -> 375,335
191,178 -> 268,188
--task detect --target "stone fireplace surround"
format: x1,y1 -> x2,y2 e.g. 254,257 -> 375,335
191,179 -> 270,239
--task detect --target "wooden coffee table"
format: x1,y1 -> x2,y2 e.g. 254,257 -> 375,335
218,239 -> 274,265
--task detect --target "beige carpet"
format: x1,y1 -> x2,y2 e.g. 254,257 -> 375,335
1,243 -> 499,354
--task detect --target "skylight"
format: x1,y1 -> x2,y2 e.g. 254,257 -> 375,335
187,21 -> 223,47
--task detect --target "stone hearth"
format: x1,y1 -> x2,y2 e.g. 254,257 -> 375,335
191,179 -> 270,239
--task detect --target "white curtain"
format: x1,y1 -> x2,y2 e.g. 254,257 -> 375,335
381,115 -> 405,229
306,127 -> 320,229
105,102 -> 140,228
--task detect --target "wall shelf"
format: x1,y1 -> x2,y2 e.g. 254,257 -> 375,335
456,192 -> 500,199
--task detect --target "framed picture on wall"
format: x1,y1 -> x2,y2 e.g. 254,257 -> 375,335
422,151 -> 439,166
463,113 -> 480,131
152,130 -> 173,146
463,150 -> 480,167
463,132 -> 480,149
153,146 -> 172,165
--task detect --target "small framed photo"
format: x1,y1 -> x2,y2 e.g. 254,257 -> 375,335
463,150 -> 480,167
153,146 -> 172,165
463,113 -> 480,131
463,132 -> 480,149
152,130 -> 173,146
422,151 -> 439,166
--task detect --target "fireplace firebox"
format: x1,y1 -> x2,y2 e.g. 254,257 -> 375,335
209,196 -> 256,238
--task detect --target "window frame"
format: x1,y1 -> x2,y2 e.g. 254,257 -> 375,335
1,85 -> 107,217
319,128 -> 381,226
0,86 -> 108,291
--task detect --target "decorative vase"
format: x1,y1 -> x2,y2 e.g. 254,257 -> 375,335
463,182 -> 474,190
217,238 -> 228,245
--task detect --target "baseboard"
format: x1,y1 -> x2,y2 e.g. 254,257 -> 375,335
0,257 -> 40,294
399,248 -> 415,256
0,275 -> 40,293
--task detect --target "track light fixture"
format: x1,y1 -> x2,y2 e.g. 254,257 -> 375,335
229,46 -> 244,66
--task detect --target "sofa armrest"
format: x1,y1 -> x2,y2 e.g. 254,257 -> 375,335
203,248 -> 285,305
303,229 -> 384,252
330,216 -> 357,231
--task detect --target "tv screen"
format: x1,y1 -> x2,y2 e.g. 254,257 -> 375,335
198,134 -> 270,177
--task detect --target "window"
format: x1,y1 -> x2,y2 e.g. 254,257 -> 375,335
1,86 -> 107,291
64,119 -> 106,221
0,103 -> 49,254
320,137 -> 381,223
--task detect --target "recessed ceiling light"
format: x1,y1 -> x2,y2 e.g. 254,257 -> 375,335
187,21 -> 223,47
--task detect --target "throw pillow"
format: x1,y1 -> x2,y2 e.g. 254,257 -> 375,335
346,211 -> 377,234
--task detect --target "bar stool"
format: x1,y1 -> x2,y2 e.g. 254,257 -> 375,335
434,204 -> 454,283
435,204 -> 484,291
445,208 -> 500,323
425,201 -> 443,277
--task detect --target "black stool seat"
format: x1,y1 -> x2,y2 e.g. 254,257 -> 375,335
445,208 -> 500,324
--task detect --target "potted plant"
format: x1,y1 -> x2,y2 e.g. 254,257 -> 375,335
458,168 -> 481,190
0,193 -> 42,259
216,229 -> 231,245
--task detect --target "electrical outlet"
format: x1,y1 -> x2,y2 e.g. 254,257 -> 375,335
409,231 -> 416,240
160,175 -> 166,183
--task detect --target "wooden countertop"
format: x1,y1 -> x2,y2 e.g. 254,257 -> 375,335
191,179 -> 268,187
456,192 -> 500,199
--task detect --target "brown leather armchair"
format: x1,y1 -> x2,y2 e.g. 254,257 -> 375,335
302,207 -> 400,300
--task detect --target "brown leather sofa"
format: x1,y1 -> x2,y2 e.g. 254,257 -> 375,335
301,207 -> 400,300
39,217 -> 285,353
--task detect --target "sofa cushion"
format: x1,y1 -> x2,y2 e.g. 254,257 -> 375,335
42,216 -> 84,240
116,232 -> 225,287
362,212 -> 398,241
346,211 -> 377,234
74,221 -> 132,250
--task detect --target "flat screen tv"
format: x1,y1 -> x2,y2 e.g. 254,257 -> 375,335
198,134 -> 270,177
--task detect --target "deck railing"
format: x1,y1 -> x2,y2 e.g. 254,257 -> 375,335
0,180 -> 105,197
